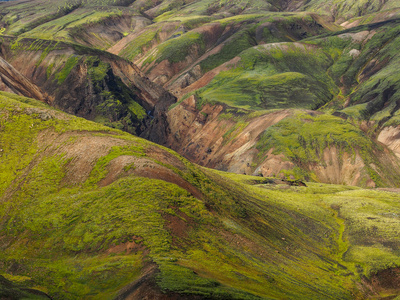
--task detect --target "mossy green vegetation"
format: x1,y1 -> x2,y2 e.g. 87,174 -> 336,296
0,274 -> 49,299
143,31 -> 206,67
302,0 -> 400,21
3,1 -> 400,299
0,0 -> 138,48
341,24 -> 400,125
86,55 -> 110,82
199,25 -> 258,73
214,170 -> 400,278
19,9 -> 122,41
83,56 -> 147,132
0,35 -> 150,135
1,93 -> 400,299
195,43 -> 336,110
199,13 -> 328,73
119,29 -> 159,61
256,112 -> 374,164
55,55 -> 80,84
255,111 -> 400,187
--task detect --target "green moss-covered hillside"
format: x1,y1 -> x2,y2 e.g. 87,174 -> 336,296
1,93 -> 400,299
2,1 -> 400,298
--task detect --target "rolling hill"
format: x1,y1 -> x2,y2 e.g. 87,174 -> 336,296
1,0 -> 400,299
0,91 -> 400,299
2,0 -> 400,186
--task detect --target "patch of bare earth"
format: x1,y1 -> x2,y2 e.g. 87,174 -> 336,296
106,236 -> 145,255
38,131 -> 129,185
311,148 -> 370,186
361,268 -> 400,299
164,210 -> 198,249
0,56 -> 47,102
167,98 -> 291,174
98,144 -> 203,199
378,126 -> 400,158
6,117 -> 204,198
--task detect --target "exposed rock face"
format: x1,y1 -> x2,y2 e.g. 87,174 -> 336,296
310,148 -> 374,187
0,36 -> 175,138
0,56 -> 47,102
139,89 -> 176,145
165,95 -> 400,187
254,149 -> 296,178
166,95 -> 291,173
378,126 -> 400,158
361,267 -> 400,298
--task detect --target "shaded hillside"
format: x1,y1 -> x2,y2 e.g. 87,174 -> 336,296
0,35 -> 175,138
87,0 -> 400,188
0,275 -> 51,299
1,93 -> 400,299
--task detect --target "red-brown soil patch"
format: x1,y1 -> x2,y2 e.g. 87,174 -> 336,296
361,268 -> 400,298
164,210 -> 197,248
107,236 -> 145,255
98,151 -> 203,199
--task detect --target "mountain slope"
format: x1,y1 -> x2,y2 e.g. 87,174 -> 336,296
0,275 -> 51,299
3,0 -> 400,188
2,1 -> 400,299
0,35 -> 176,138
1,92 -> 400,299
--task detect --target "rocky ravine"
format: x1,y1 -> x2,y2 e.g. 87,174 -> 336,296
0,36 -> 176,138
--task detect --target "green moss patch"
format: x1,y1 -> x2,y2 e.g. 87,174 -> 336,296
195,43 -> 336,110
